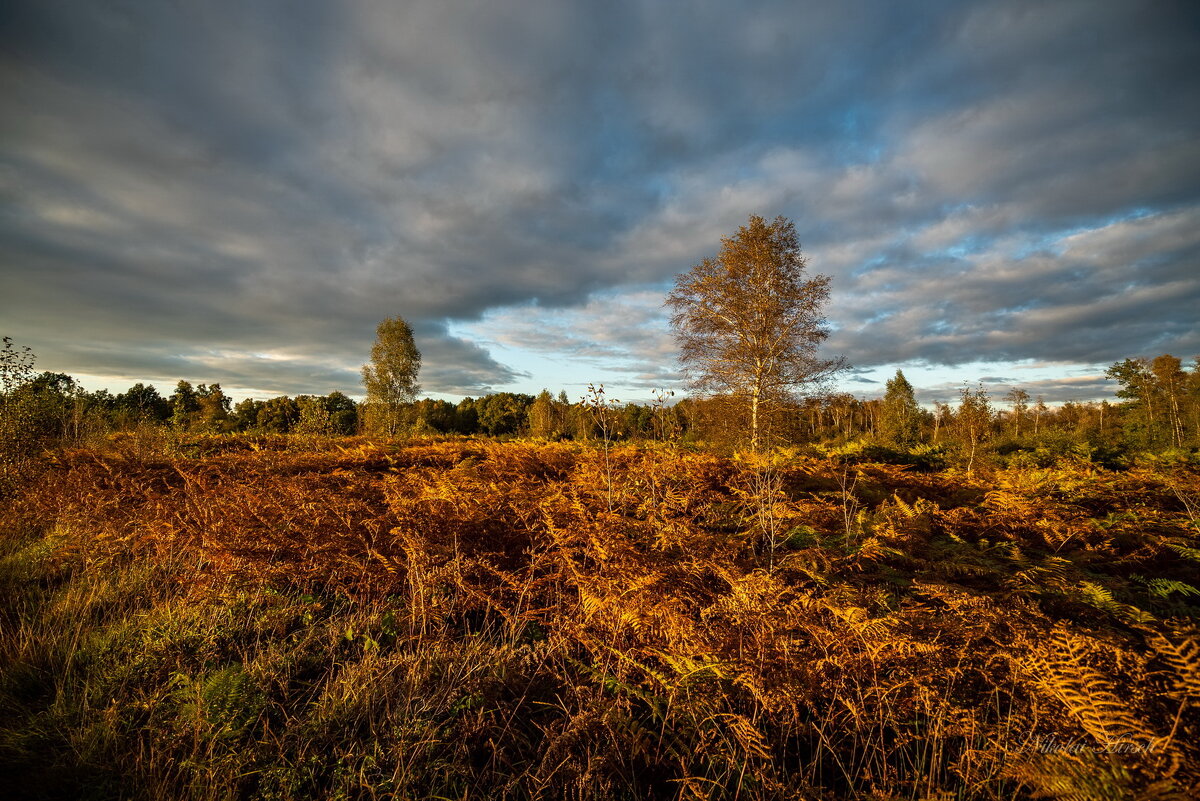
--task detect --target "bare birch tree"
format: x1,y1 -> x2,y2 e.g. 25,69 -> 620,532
955,383 -> 993,475
665,215 -> 843,450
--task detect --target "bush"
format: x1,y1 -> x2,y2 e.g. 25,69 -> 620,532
0,338 -> 39,496
822,439 -> 947,471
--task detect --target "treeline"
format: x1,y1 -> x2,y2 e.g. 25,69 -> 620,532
0,378 -> 669,441
3,340 -> 1199,464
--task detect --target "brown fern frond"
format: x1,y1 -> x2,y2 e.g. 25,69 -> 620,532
1028,629 -> 1152,746
1148,633 -> 1200,699
1005,752 -> 1141,801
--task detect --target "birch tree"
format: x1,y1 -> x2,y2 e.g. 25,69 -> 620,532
362,317 -> 421,437
665,215 -> 843,450
955,383 -> 993,475
1005,387 -> 1030,439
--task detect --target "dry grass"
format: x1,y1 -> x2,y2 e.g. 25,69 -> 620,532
1,436 -> 1198,799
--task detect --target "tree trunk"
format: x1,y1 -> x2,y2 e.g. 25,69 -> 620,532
1169,393 -> 1182,448
750,390 -> 760,451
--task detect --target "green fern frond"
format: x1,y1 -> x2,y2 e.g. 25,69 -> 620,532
1075,580 -> 1155,624
1132,576 -> 1200,600
1166,542 -> 1200,563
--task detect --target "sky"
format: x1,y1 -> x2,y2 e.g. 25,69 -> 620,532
2,0 -> 1198,407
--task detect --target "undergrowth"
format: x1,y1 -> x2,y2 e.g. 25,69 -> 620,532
1,438 -> 1198,799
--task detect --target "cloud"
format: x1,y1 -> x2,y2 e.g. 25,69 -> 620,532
914,372 -> 1115,406
1,0 -> 1196,400
824,207 -> 1200,368
461,289 -> 682,390
416,323 -> 528,396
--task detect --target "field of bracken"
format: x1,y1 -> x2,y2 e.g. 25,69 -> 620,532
2,436 -> 1199,799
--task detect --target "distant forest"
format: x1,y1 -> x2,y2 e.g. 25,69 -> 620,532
3,341 -> 1199,470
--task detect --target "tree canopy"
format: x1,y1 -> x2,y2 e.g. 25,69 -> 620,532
362,317 -> 422,437
880,369 -> 921,447
665,214 -> 843,449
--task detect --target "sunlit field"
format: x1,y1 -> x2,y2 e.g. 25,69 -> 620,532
2,435 -> 1197,799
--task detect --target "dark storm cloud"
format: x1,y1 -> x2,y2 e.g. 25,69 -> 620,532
417,323 -> 528,397
1,0 -> 1197,397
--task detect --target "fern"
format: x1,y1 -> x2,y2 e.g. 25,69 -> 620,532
1071,580 -> 1155,624
1029,630 -> 1150,745
1166,542 -> 1200,563
14,436 -> 1200,800
1005,752 -> 1144,801
1132,575 -> 1200,600
1148,633 -> 1200,699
